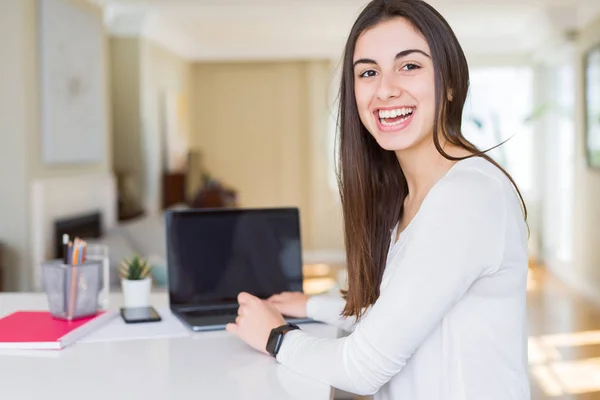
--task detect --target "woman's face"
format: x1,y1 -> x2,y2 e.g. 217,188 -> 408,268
353,17 -> 436,153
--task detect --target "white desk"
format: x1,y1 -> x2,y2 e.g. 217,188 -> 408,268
0,292 -> 338,400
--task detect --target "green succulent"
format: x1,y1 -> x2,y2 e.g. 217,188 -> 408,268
119,255 -> 152,280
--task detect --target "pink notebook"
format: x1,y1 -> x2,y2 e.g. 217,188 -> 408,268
0,311 -> 116,350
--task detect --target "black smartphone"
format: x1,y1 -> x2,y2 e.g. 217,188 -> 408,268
120,306 -> 162,324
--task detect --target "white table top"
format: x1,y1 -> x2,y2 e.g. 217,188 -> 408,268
0,292 -> 338,400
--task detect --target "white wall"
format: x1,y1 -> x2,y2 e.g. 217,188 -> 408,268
538,62 -> 576,268
28,0 -> 111,180
569,14 -> 600,304
539,14 -> 600,305
0,0 -> 111,291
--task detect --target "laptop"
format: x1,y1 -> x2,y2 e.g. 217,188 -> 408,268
164,207 -> 314,331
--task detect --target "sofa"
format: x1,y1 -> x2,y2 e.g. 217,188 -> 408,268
87,212 -> 174,290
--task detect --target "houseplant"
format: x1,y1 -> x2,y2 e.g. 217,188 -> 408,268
119,255 -> 152,308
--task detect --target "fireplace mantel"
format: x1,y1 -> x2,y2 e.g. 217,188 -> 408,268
30,172 -> 117,290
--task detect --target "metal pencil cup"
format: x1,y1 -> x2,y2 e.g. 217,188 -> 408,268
41,259 -> 102,320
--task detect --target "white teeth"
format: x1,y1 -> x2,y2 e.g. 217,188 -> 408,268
380,115 -> 410,126
378,108 -> 414,119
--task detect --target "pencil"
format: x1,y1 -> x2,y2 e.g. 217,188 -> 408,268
68,239 -> 79,318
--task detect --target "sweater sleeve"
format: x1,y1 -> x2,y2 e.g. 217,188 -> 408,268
306,294 -> 358,333
276,169 -> 508,396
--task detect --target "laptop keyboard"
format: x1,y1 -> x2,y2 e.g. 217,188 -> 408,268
181,306 -> 239,318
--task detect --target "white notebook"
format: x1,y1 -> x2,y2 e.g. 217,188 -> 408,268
80,307 -> 190,344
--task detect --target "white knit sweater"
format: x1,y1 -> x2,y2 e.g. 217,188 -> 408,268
276,157 -> 530,400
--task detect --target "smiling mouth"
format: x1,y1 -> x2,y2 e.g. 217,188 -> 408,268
376,107 -> 415,126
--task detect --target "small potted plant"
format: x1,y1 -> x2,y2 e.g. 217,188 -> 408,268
119,255 -> 152,308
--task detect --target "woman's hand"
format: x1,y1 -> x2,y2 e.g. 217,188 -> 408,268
267,292 -> 309,318
226,292 -> 286,355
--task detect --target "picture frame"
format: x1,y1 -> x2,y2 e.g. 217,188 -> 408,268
38,0 -> 107,165
584,43 -> 600,169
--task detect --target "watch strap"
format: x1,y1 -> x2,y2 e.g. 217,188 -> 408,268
266,323 -> 300,357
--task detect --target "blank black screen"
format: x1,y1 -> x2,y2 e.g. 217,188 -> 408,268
165,208 -> 304,307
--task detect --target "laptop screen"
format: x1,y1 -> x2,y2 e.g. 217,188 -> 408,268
165,208 -> 304,308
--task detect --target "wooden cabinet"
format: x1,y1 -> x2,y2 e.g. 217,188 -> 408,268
162,172 -> 187,209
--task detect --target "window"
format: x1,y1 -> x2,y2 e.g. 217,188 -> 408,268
462,67 -> 535,195
326,66 -> 537,197
555,64 -> 574,262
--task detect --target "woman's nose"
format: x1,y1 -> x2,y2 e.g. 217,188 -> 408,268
376,74 -> 402,102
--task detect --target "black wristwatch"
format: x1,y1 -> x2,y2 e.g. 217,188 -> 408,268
266,323 -> 300,357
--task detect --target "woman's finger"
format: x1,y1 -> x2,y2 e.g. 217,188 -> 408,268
268,294 -> 282,303
236,315 -> 242,325
270,302 -> 286,313
226,323 -> 238,335
238,291 -> 255,304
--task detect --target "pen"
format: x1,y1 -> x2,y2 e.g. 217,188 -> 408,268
67,241 -> 73,265
81,240 -> 87,263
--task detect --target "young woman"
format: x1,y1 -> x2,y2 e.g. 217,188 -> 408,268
225,0 -> 530,398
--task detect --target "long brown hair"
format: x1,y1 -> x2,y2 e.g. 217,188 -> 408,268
337,0 -> 528,319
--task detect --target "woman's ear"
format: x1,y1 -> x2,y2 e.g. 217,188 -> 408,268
447,89 -> 454,102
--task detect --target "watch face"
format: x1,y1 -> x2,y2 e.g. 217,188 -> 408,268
266,324 -> 301,356
266,328 -> 283,357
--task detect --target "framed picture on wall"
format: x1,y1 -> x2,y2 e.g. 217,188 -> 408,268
38,0 -> 107,165
584,44 -> 600,169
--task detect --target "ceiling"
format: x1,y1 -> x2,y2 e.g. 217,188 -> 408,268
93,0 -> 600,62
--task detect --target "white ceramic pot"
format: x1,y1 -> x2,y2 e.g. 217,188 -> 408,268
121,277 -> 152,308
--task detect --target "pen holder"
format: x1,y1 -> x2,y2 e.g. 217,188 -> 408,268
41,259 -> 102,320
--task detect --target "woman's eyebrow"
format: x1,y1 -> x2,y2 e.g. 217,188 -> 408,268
353,49 -> 431,68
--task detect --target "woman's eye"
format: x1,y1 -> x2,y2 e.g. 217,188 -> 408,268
359,70 -> 378,78
402,63 -> 420,71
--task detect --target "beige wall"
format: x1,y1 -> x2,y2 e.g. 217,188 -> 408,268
110,37 -> 193,214
110,51 -> 344,252
110,37 -> 143,209
0,1 -> 31,291
140,39 -> 193,214
305,62 -> 345,252
110,37 -> 142,178
0,0 -> 110,291
571,14 -> 600,302
190,60 -> 344,252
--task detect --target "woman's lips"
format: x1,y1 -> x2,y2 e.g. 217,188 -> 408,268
374,109 -> 415,132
